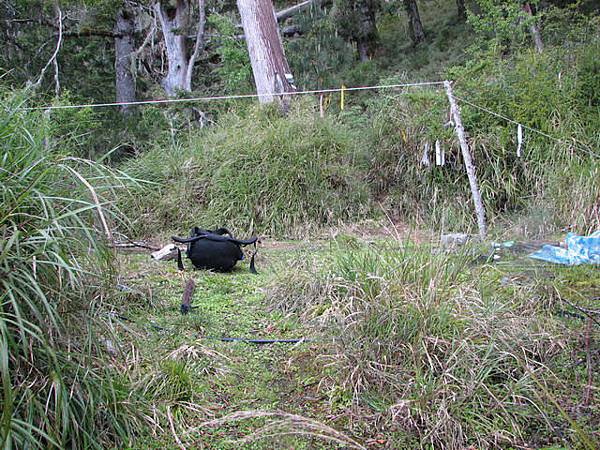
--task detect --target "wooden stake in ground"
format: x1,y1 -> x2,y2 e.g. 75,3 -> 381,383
444,80 -> 488,239
181,278 -> 196,315
319,94 -> 324,118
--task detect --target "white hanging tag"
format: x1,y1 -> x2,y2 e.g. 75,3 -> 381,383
516,124 -> 523,157
435,140 -> 444,166
421,142 -> 431,167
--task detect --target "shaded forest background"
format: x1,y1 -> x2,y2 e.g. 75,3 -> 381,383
2,0 -> 598,237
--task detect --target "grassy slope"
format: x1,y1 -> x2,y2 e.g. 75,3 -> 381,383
116,234 -> 599,449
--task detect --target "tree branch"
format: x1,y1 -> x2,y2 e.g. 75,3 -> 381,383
61,29 -> 122,38
185,0 -> 206,89
30,6 -> 63,91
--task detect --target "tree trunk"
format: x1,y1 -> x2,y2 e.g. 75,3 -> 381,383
154,0 -> 206,96
356,0 -> 377,61
523,2 -> 544,53
114,7 -> 136,114
155,0 -> 190,95
185,0 -> 206,90
403,0 -> 425,44
456,0 -> 466,21
237,0 -> 296,104
357,41 -> 369,62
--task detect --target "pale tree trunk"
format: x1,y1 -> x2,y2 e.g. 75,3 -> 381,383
155,0 -> 189,95
403,0 -> 425,44
154,0 -> 206,96
185,0 -> 206,90
114,6 -> 136,114
522,2 -> 544,53
456,0 -> 466,21
237,0 -> 296,104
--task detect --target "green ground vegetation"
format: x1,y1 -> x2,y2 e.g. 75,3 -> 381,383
109,235 -> 599,449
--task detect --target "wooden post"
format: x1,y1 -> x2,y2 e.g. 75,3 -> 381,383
444,80 -> 488,239
181,278 -> 196,315
319,94 -> 324,118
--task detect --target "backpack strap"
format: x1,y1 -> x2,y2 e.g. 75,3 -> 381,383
172,233 -> 258,246
249,240 -> 258,274
176,246 -> 184,271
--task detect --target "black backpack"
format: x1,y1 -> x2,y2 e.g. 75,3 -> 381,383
172,227 -> 258,273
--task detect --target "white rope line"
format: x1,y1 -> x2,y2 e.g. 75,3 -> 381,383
22,81 -> 445,111
454,94 -> 599,158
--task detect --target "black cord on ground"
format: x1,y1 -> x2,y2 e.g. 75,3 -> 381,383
110,312 -> 314,343
203,336 -> 314,344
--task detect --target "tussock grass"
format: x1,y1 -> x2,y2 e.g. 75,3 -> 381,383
361,38 -> 600,234
122,101 -> 369,238
267,239 -> 599,448
0,92 -> 145,449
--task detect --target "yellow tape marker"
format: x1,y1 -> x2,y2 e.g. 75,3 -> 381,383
340,85 -> 346,110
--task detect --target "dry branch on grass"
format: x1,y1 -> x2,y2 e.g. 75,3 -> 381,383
195,411 -> 366,449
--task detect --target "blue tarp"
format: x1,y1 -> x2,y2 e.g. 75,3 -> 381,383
528,231 -> 600,266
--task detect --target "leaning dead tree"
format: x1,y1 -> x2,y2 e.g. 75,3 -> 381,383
154,0 -> 206,96
276,0 -> 330,22
444,81 -> 487,239
237,0 -> 296,104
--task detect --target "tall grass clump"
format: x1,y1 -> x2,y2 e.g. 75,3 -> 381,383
268,240 -> 598,448
122,101 -> 369,237
0,92 -> 143,449
365,34 -> 600,234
